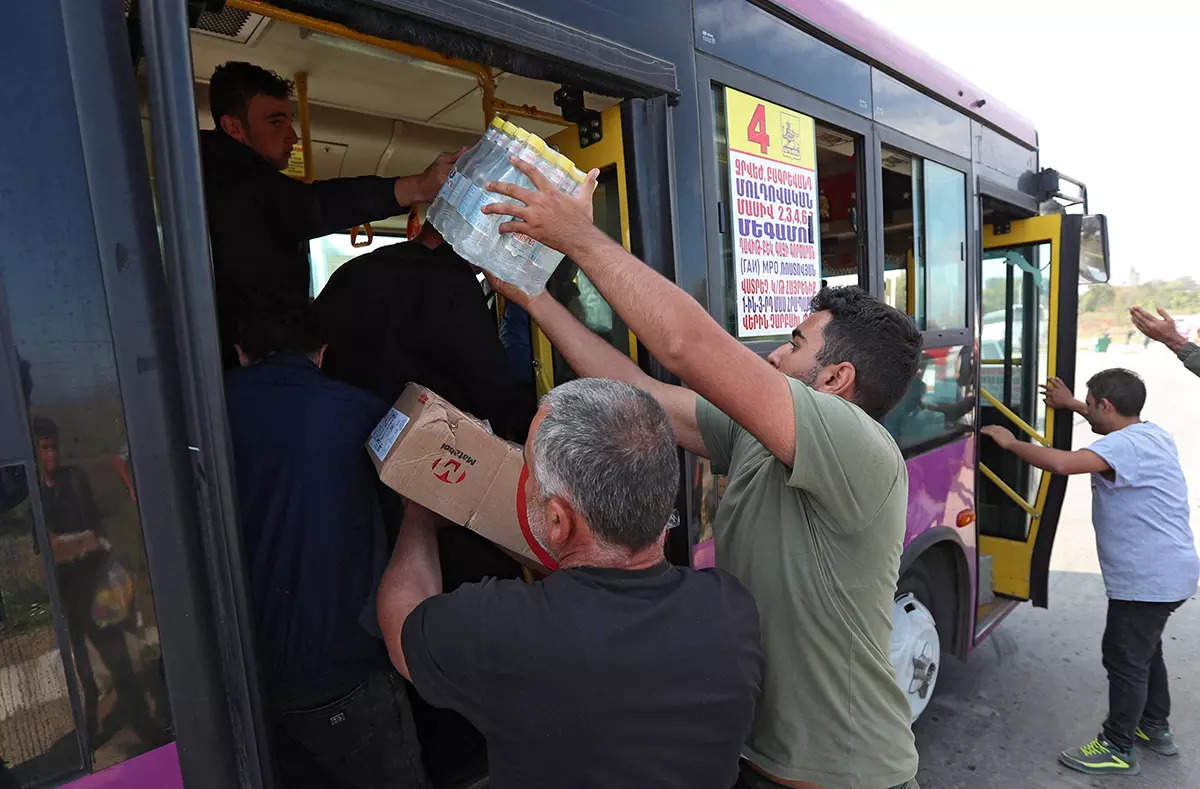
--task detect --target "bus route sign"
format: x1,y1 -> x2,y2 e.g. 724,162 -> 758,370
724,87 -> 820,338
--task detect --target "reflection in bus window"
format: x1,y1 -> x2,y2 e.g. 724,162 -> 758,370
712,87 -> 865,338
0,201 -> 173,776
309,232 -> 407,298
883,345 -> 973,451
0,465 -> 82,787
880,148 -> 967,329
922,161 -> 966,329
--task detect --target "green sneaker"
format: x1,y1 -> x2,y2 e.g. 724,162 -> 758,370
1058,736 -> 1141,775
1136,725 -> 1179,756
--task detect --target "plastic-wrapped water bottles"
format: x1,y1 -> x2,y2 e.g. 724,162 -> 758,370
427,116 -> 504,237
427,118 -> 585,295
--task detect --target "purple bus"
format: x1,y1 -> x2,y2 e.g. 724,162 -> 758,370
0,0 -> 1106,785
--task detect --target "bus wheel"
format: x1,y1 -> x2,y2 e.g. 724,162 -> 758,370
891,571 -> 940,722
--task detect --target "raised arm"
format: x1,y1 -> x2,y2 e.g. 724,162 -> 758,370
1041,376 -> 1087,417
484,159 -> 796,464
1131,306 -> 1200,378
493,276 -> 707,456
377,502 -> 443,681
980,425 -> 1110,476
297,149 -> 462,240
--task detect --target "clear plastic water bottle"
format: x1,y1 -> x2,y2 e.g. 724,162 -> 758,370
503,148 -> 569,272
454,125 -> 527,268
429,117 -> 499,234
431,117 -> 507,244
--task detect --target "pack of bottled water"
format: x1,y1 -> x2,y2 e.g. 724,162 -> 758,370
426,117 -> 588,296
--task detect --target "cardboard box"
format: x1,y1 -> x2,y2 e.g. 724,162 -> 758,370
366,384 -> 558,570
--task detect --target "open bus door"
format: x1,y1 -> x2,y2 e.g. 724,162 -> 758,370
529,106 -> 640,395
977,213 -> 1109,619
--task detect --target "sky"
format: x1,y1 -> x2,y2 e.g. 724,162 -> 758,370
840,0 -> 1198,286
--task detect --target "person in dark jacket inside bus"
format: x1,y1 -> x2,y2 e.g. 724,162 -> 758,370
314,221 -> 535,443
225,308 -> 429,789
200,61 -> 460,367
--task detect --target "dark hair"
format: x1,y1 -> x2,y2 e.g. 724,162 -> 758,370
236,306 -> 323,363
209,61 -> 293,128
809,286 -> 922,420
1087,368 -> 1145,417
532,379 -> 678,552
32,416 -> 58,442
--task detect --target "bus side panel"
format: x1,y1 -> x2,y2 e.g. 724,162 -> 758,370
60,745 -> 182,789
902,436 -> 977,655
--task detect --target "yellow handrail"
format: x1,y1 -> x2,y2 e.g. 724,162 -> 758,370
226,0 -> 566,128
979,387 -> 1049,446
294,71 -> 312,182
978,462 -> 1041,518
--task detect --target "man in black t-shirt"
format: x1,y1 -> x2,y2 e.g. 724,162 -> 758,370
377,378 -> 763,789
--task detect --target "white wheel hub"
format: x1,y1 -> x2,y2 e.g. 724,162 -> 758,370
890,592 -> 940,721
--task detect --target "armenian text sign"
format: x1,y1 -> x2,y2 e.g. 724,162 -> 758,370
724,87 -> 820,338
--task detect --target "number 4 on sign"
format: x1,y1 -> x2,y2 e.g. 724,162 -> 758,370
747,103 -> 770,155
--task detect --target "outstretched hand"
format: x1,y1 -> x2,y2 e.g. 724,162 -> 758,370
1040,377 -> 1076,411
485,272 -> 538,311
413,148 -> 466,203
1130,306 -> 1186,351
482,157 -> 600,255
980,425 -> 1016,449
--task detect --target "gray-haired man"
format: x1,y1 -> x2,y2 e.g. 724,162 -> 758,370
377,378 -> 764,789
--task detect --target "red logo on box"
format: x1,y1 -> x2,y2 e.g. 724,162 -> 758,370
431,457 -> 467,484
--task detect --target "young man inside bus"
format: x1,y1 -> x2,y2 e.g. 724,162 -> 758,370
378,378 -> 764,788
200,61 -> 460,367
478,159 -> 923,789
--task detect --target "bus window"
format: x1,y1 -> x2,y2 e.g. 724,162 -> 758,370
309,232 -> 407,298
882,344 -> 973,452
0,465 -> 84,786
815,125 -> 862,290
881,147 -> 923,321
923,161 -> 967,329
978,241 -> 1052,540
0,199 -> 173,778
712,87 -> 866,337
881,148 -> 967,330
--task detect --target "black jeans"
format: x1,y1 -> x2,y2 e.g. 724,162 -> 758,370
1101,598 -> 1186,752
275,670 -> 430,789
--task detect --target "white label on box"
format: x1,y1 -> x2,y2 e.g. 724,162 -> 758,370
368,408 -> 410,460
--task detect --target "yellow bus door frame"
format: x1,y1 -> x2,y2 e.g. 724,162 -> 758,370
977,214 -> 1065,601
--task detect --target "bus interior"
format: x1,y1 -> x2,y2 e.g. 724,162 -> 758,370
153,4 -> 642,787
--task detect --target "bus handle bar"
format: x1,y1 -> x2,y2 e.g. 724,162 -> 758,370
978,462 -> 1042,518
979,387 -> 1050,447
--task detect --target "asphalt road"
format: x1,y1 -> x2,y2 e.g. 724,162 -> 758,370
913,344 -> 1200,789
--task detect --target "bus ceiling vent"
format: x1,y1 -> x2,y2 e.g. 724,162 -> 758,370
554,86 -> 603,149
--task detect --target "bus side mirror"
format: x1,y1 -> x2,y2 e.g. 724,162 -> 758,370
1077,214 -> 1109,283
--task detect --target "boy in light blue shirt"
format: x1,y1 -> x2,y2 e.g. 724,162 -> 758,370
983,368 -> 1198,777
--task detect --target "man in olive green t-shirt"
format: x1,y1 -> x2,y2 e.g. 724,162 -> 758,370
480,159 -> 923,788
696,376 -> 917,788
